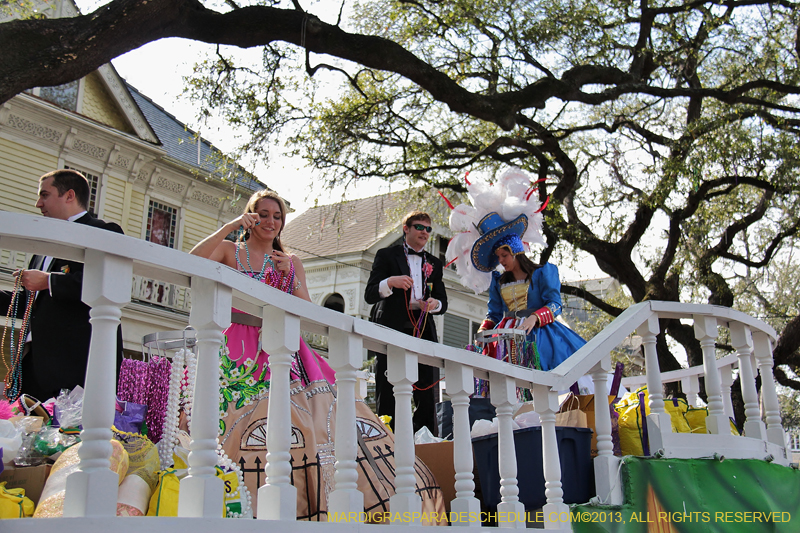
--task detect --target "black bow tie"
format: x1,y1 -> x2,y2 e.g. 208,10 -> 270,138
407,248 -> 424,256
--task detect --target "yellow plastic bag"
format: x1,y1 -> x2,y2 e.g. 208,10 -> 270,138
146,465 -> 244,517
685,406 -> 740,436
0,481 -> 35,518
615,387 -> 691,456
685,407 -> 708,433
146,469 -> 180,516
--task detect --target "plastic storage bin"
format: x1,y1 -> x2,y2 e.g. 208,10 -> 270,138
472,426 -> 593,511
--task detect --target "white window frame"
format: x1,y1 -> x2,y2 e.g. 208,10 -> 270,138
146,198 -> 179,249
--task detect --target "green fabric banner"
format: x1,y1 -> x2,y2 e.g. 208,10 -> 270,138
572,457 -> 800,533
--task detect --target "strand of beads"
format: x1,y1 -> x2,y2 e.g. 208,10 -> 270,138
117,358 -> 149,404
145,356 -> 171,443
157,348 -> 185,469
216,442 -> 253,518
182,347 -> 197,433
279,259 -> 295,294
2,275 -> 34,401
242,240 -> 270,281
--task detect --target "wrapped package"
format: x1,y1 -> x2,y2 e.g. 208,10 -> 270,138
113,428 -> 159,516
33,439 -> 129,517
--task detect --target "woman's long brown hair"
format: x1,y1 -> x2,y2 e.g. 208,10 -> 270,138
498,247 -> 538,284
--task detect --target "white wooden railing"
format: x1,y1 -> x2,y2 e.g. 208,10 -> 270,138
0,212 -> 788,533
3,249 -> 191,313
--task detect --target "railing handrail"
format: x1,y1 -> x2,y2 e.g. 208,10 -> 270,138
548,301 -> 776,391
620,353 -> 740,388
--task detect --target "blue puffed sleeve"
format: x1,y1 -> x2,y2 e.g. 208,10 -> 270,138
530,262 -> 563,317
486,271 -> 505,324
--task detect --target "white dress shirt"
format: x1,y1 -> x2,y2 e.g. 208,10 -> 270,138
378,246 -> 441,313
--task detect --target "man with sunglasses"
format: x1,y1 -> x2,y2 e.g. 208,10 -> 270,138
365,211 -> 448,436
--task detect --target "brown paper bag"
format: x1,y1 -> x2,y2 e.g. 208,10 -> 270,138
558,394 -> 619,457
555,394 -> 588,428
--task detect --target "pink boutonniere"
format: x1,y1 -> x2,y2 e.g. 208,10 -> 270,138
422,263 -> 433,277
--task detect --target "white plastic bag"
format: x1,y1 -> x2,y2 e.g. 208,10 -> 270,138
0,419 -> 22,464
414,426 -> 444,444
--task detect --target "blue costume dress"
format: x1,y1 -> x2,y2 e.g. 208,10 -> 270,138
485,262 -> 586,371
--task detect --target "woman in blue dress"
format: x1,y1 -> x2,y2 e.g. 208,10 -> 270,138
479,242 -> 586,370
445,166 -> 586,372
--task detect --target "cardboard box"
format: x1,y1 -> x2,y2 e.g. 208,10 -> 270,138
415,441 -> 455,512
0,463 -> 51,505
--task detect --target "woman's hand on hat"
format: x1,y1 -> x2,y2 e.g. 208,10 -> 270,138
522,314 -> 539,333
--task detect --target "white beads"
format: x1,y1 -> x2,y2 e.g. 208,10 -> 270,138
157,347 -> 187,469
216,445 -> 253,519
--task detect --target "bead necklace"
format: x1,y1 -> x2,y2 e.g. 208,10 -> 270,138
216,443 -> 253,518
145,356 -> 172,443
2,273 -> 35,402
402,242 -> 431,338
118,359 -> 149,404
157,347 -> 186,469
240,240 -> 272,282
236,241 -> 296,294
183,347 -> 197,432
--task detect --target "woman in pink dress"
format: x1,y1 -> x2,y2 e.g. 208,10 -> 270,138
190,190 -> 335,430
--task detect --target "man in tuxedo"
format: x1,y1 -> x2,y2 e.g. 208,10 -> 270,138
365,211 -> 448,435
0,169 -> 124,400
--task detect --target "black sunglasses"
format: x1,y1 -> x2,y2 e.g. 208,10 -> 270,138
412,224 -> 433,233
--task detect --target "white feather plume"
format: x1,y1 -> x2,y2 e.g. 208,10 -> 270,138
445,167 -> 547,293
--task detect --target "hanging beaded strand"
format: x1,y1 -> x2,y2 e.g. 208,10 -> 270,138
144,356 -> 171,443
2,273 -> 35,402
183,347 -> 197,432
118,358 -> 149,404
157,347 -> 186,469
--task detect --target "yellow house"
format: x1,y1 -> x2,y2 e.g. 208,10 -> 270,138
0,1 -> 269,358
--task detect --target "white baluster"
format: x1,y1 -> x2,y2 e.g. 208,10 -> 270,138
638,315 -> 669,452
694,316 -> 728,434
258,306 -> 300,520
178,277 -> 231,517
532,383 -> 568,529
720,365 -> 735,420
63,251 -> 132,517
752,332 -> 785,449
327,328 -> 365,516
387,345 -> 421,520
444,361 -> 481,526
681,375 -> 700,408
592,357 -> 622,505
492,374 -> 525,529
730,323 -> 765,440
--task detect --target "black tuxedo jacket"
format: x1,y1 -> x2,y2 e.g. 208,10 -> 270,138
0,213 -> 124,399
364,244 -> 448,342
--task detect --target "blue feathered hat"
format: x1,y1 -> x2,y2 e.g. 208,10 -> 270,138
470,212 -> 528,272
